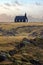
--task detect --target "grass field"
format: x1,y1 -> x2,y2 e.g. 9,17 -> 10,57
0,22 -> 43,65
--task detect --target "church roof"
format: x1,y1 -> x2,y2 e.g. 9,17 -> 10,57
15,16 -> 27,20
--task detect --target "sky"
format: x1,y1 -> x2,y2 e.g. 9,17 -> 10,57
0,0 -> 43,22
0,0 -> 43,5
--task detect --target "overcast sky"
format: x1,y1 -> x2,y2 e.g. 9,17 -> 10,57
0,0 -> 43,22
0,0 -> 43,17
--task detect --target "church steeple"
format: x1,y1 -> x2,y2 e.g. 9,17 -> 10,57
25,13 -> 27,17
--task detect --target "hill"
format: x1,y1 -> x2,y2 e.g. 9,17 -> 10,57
0,22 -> 43,65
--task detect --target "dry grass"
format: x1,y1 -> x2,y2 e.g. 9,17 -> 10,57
0,22 -> 43,30
0,36 -> 27,44
0,22 -> 43,65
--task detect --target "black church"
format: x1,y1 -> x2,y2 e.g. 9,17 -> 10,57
15,13 -> 28,22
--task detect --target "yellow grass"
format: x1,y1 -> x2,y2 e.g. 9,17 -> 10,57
0,22 -> 43,64
0,22 -> 43,30
0,36 -> 27,44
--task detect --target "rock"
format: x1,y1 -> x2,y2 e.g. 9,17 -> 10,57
16,42 -> 25,49
29,59 -> 41,65
9,49 -> 17,56
22,38 -> 30,42
0,55 -> 6,62
21,58 -> 28,62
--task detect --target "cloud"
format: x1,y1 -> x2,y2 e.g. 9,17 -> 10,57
35,2 -> 42,6
25,4 -> 43,18
0,14 -> 13,22
0,2 -> 43,17
15,0 -> 21,5
4,3 -> 11,6
0,1 -> 43,22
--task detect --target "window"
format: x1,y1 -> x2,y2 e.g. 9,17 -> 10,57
16,20 -> 17,22
25,19 -> 27,22
19,20 -> 20,22
22,20 -> 23,22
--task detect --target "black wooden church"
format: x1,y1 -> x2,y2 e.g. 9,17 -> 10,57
15,13 -> 28,22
